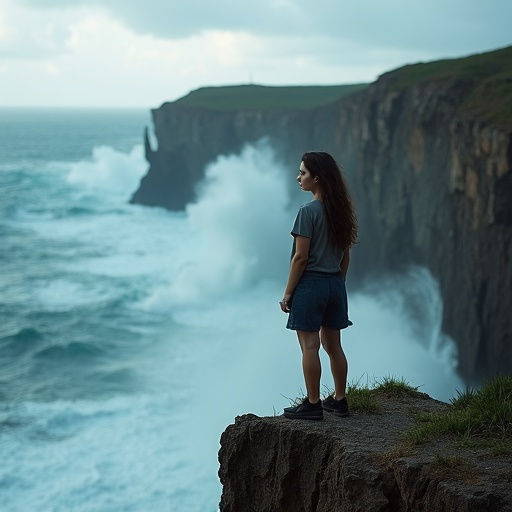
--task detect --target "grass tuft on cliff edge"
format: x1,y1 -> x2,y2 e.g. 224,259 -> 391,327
406,374 -> 512,453
383,45 -> 512,126
340,375 -> 422,414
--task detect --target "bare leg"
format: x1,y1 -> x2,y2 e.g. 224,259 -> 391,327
320,326 -> 348,399
296,330 -> 321,403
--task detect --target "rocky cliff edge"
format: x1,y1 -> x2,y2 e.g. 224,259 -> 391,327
218,394 -> 512,512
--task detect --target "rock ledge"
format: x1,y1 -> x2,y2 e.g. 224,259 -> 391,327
218,394 -> 512,511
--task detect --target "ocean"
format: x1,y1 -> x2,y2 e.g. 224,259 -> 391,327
0,108 -> 464,511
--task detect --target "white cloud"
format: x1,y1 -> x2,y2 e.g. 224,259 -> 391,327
0,0 -> 511,106
0,0 -> 78,59
15,0 -> 306,39
0,10 -> 298,106
14,0 -> 512,51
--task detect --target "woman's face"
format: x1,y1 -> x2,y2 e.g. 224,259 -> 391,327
297,161 -> 318,192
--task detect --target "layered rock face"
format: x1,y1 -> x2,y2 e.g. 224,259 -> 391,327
339,76 -> 512,383
130,60 -> 512,383
218,397 -> 512,511
130,107 -> 336,209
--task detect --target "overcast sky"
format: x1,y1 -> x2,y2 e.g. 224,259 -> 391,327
1,0 -> 510,108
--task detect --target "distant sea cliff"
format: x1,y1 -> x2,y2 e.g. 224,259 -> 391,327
131,47 -> 512,383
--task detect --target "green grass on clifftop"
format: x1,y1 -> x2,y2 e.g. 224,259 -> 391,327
406,375 -> 512,453
171,83 -> 369,111
338,375 -> 421,414
383,45 -> 512,126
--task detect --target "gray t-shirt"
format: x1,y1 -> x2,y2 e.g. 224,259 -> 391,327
291,199 -> 344,273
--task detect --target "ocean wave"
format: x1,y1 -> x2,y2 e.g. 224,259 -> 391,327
34,341 -> 105,362
92,367 -> 138,385
140,141 -> 291,311
65,144 -> 146,200
62,206 -> 96,217
0,393 -> 217,511
34,279 -> 117,312
0,328 -> 42,355
1,397 -> 134,442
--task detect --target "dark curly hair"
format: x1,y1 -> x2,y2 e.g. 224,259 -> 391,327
301,151 -> 358,251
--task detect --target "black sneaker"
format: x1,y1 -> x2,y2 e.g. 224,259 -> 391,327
322,395 -> 349,417
283,397 -> 323,421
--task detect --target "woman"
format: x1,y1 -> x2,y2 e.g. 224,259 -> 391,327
280,151 -> 357,421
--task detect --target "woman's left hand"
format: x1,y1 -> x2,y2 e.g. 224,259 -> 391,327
279,296 -> 291,313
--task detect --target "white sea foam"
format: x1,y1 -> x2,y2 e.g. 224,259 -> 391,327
129,140 -> 462,399
34,279 -> 116,311
347,276 -> 463,398
0,395 -> 217,512
2,137 -> 465,512
180,141 -> 290,299
66,144 -> 147,199
140,141 -> 291,309
361,266 -> 459,365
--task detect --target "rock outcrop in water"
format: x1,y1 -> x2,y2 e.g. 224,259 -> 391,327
130,47 -> 512,383
218,395 -> 512,512
131,100 -> 347,210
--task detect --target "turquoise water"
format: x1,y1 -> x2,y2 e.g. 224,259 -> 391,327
0,109 -> 464,511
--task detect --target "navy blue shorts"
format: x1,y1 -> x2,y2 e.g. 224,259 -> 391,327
286,271 -> 353,332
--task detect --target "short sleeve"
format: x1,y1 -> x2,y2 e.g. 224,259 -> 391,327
291,205 -> 314,238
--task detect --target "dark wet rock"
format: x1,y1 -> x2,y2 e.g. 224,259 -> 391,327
218,395 -> 512,511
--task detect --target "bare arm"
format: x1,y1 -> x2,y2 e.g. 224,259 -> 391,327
340,249 -> 350,280
280,235 -> 310,312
